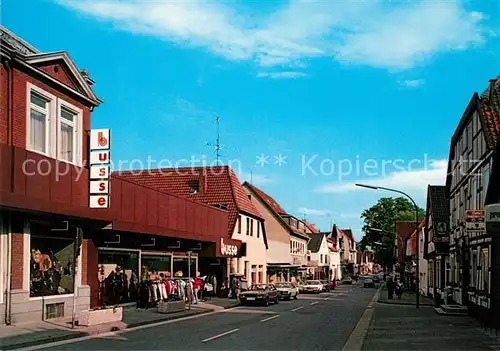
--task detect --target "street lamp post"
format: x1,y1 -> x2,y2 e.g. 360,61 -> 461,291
356,183 -> 420,309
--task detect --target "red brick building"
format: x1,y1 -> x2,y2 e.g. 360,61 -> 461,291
0,26 -> 238,325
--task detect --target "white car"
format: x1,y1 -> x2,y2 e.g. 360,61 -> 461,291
275,282 -> 299,300
303,280 -> 323,294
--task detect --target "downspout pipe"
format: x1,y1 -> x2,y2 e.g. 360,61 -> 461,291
4,57 -> 14,325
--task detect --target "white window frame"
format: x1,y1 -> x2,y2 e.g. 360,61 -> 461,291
57,99 -> 83,166
26,83 -> 56,157
26,83 -> 83,166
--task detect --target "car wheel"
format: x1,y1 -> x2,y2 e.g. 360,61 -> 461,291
294,293 -> 298,299
275,296 -> 279,304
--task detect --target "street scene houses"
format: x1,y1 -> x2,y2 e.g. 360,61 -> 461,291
413,76 -> 500,326
242,182 -> 310,283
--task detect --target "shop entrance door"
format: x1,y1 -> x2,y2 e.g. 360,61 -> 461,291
98,249 -> 139,306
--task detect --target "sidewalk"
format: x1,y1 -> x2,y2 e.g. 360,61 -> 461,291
0,304 -> 214,350
201,297 -> 240,310
377,290 -> 434,306
362,304 -> 500,350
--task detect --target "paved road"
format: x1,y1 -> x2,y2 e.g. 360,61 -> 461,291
36,282 -> 377,351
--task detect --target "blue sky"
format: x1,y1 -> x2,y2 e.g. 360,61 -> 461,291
5,0 -> 500,239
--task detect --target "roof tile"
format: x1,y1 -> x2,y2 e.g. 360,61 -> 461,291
114,166 -> 262,237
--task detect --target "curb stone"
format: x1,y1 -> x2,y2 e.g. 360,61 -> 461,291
1,309 -> 213,350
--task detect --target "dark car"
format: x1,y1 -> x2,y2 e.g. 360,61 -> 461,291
239,284 -> 279,306
372,275 -> 380,283
363,278 -> 375,288
320,280 -> 330,292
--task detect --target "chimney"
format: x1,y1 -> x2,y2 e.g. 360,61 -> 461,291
198,168 -> 208,195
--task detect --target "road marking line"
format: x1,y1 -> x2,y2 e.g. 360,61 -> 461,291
201,329 -> 239,343
310,301 -> 319,306
324,298 -> 329,300
15,310 -> 220,350
291,306 -> 304,312
260,314 -> 280,323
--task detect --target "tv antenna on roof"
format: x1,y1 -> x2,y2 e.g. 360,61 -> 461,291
205,115 -> 233,165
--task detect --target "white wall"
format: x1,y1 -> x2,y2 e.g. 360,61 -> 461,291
231,213 -> 267,283
267,240 -> 290,264
329,251 -> 341,280
310,236 -> 329,266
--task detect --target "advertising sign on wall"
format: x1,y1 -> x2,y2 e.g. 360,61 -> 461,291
466,210 -> 486,233
89,129 -> 111,208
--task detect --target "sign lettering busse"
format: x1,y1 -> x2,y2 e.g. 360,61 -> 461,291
220,238 -> 238,256
89,129 -> 111,208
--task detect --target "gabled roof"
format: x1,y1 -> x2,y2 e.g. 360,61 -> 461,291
24,52 -> 101,105
243,182 -> 310,241
446,77 -> 500,192
115,166 -> 263,237
340,229 -> 355,242
305,222 -> 320,233
307,233 -> 326,253
244,182 -> 287,215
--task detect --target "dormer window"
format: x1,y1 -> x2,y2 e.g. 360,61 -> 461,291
189,181 -> 199,195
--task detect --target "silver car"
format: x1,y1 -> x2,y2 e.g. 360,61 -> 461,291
275,282 -> 298,300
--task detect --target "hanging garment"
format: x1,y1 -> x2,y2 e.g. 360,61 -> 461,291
178,279 -> 186,300
165,279 -> 172,295
158,280 -> 167,300
149,283 -> 158,301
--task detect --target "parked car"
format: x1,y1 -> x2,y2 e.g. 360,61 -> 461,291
320,280 -> 330,292
363,278 -> 375,288
275,282 -> 299,300
303,280 -> 323,294
342,276 -> 353,285
239,284 -> 279,306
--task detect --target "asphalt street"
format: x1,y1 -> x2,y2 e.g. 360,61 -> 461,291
34,282 -> 377,351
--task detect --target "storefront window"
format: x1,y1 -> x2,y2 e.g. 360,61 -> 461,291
172,256 -> 197,278
141,254 -> 172,278
98,250 -> 139,305
30,235 -> 75,297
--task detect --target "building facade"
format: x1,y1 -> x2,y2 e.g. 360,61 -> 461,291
242,183 -> 311,283
424,185 -> 450,304
0,26 -> 238,325
117,166 -> 267,286
307,233 -> 330,279
445,77 -> 499,318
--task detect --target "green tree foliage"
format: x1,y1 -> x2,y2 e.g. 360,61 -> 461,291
359,197 -> 425,268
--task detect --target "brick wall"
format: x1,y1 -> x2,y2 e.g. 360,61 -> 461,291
11,233 -> 24,289
39,64 -> 78,91
11,68 -> 91,157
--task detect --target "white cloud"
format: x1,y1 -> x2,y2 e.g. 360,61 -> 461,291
400,79 -> 425,88
57,0 -> 489,70
257,71 -> 309,79
297,207 -> 330,216
317,159 -> 448,194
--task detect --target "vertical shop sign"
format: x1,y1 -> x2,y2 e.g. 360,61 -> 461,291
89,129 -> 111,208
